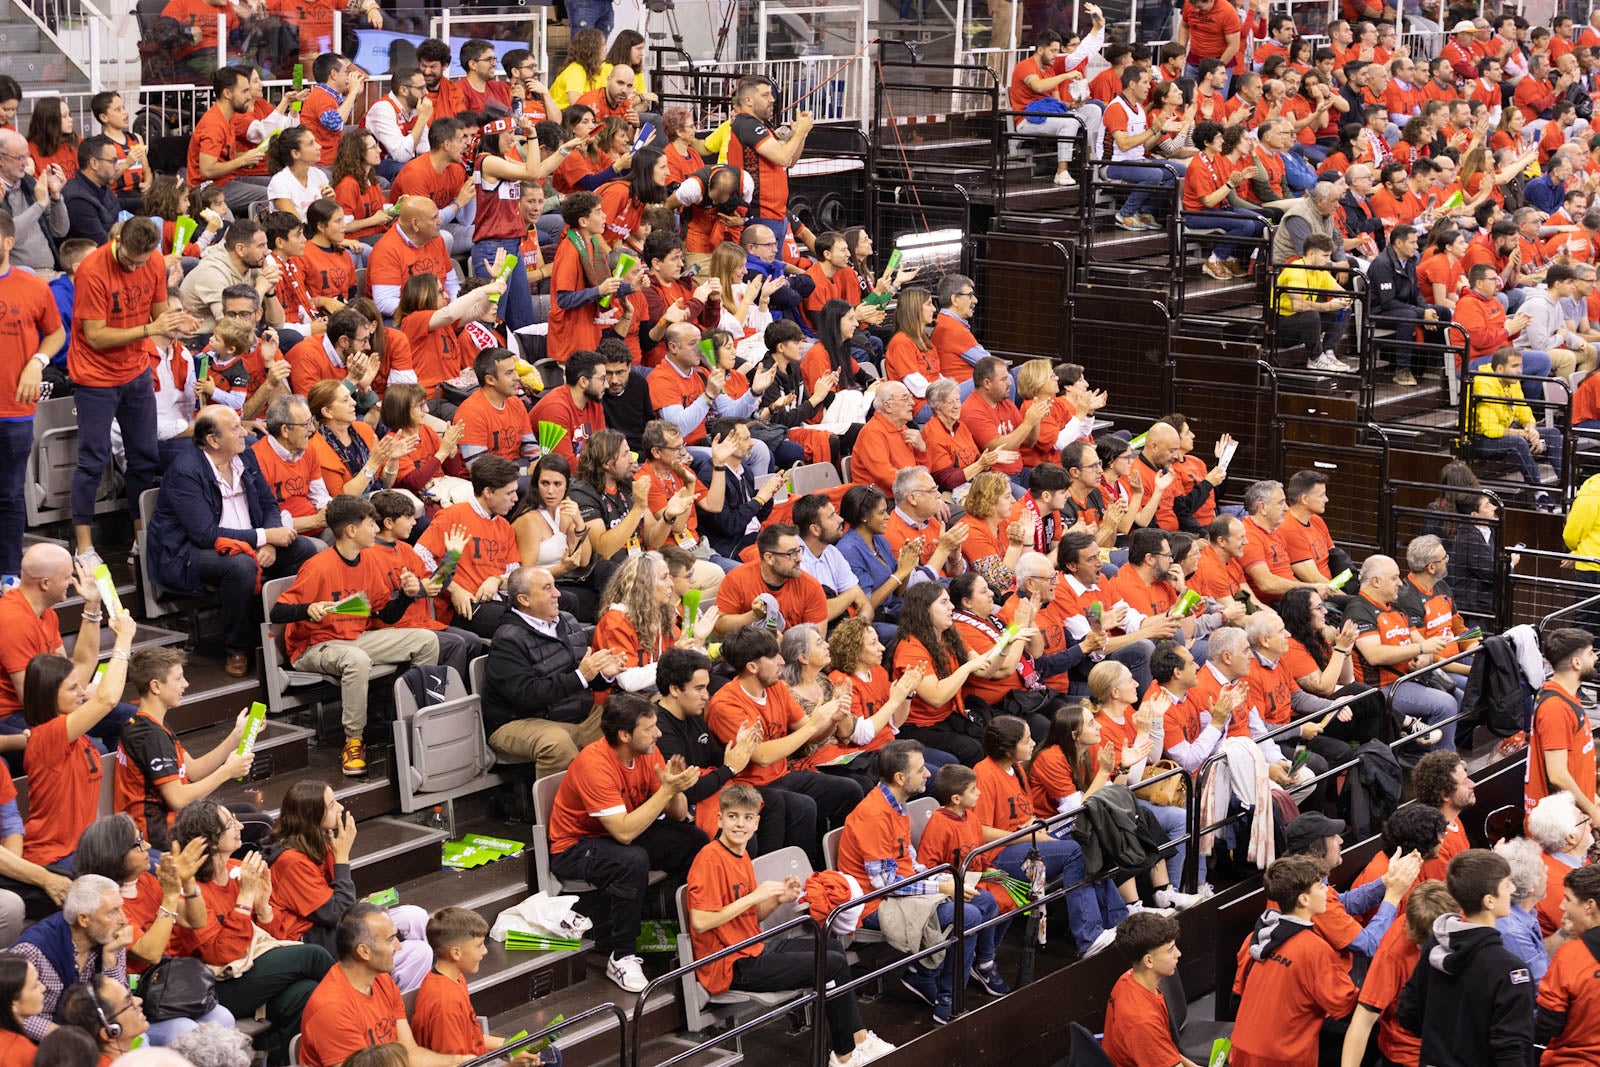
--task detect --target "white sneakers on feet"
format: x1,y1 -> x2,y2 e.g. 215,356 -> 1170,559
1308,352 -> 1353,372
1125,901 -> 1177,917
606,953 -> 647,993
1084,927 -> 1119,957
1154,887 -> 1204,911
854,1032 -> 897,1062
1053,169 -> 1077,186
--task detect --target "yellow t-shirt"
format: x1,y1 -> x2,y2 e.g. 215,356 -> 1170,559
703,120 -> 732,164
1273,263 -> 1338,318
551,62 -> 604,109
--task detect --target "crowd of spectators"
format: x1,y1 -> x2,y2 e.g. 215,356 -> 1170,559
0,4 -> 1597,1066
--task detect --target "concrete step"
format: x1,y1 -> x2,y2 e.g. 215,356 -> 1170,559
486,978 -> 682,1067
63,621 -> 186,660
213,741 -> 399,823
595,1037 -> 744,1067
179,716 -> 314,775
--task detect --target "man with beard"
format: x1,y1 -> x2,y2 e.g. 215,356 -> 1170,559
414,38 -> 464,119
597,338 -> 652,452
1525,628 -> 1599,822
179,218 -> 284,335
1413,751 -> 1478,882
729,76 -> 815,247
531,348 -> 608,463
794,493 -> 874,624
714,523 -> 826,635
363,64 -> 433,179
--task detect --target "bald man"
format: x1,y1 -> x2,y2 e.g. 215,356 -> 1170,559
0,128 -> 68,274
368,195 -> 458,317
0,545 -> 109,760
145,405 -> 323,677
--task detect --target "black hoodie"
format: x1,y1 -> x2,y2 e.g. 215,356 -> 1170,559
1395,914 -> 1536,1067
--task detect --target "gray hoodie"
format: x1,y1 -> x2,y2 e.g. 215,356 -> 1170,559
1516,285 -> 1579,354
178,243 -> 261,333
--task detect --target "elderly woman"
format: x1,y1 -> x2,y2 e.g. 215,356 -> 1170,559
307,378 -> 403,498
954,471 -> 1028,595
1528,791 -> 1595,937
168,1022 -> 256,1067
923,377 -> 996,493
168,801 -> 333,1065
1494,836 -> 1551,982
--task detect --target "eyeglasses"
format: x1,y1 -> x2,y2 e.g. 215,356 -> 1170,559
766,547 -> 804,560
221,309 -> 255,319
953,290 -> 976,298
96,155 -> 118,165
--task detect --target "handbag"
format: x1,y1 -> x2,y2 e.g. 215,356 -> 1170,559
1136,759 -> 1187,807
139,957 -> 218,1022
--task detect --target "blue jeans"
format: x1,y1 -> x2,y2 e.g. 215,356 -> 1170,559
72,369 -> 159,528
1106,163 -> 1174,218
1184,209 -> 1263,263
146,1003 -> 235,1046
1391,679 -> 1460,751
990,838 -> 1125,954
567,0 -> 614,34
1138,798 -> 1197,887
1471,428 -> 1562,493
1470,350 -> 1551,401
0,419 -> 30,577
472,237 -> 533,333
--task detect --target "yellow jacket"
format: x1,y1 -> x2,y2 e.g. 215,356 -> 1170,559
1469,372 -> 1534,439
1565,473 -> 1600,572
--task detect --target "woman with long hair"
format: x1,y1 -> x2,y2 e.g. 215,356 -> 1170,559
510,454 -> 597,619
330,129 -> 392,244
20,611 -> 135,870
1015,358 -> 1079,469
168,801 -> 334,1064
1417,225 -> 1468,310
1393,115 -> 1434,169
553,27 -> 607,108
800,298 -> 863,392
889,581 -> 1004,766
26,97 -> 78,179
602,29 -> 656,106
835,484 -> 919,621
591,551 -> 716,693
396,269 -> 507,398
267,126 -> 331,220
821,617 -> 957,774
947,570 -> 1059,729
1323,121 -> 1363,174
708,240 -> 773,344
552,105 -> 622,195
842,225 -> 916,304
1081,660 -> 1202,894
972,714 -> 1129,958
73,815 -> 235,1041
597,145 -> 669,253
660,106 -> 705,185
267,782 -> 432,990
1490,105 -> 1524,154
472,116 -> 569,332
380,383 -> 467,507
301,199 -> 360,314
884,288 -> 940,412
307,378 -> 403,497
953,472 -> 1027,592
345,296 -> 410,395
0,954 -> 45,1064
1147,80 -> 1196,168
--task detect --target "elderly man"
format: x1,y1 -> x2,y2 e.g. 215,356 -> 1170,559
853,381 -> 929,497
0,128 -> 68,275
886,466 -> 967,578
930,273 -> 994,384
299,904 -> 461,1067
1191,626 -> 1321,803
368,196 -> 457,317
741,223 -> 812,325
146,405 -> 322,677
11,874 -> 130,1041
1527,791 -> 1595,937
1240,478 -> 1331,604
1273,181 -> 1350,265
480,566 -> 624,778
1346,554 -> 1457,750
179,218 -> 286,336
251,395 -> 332,535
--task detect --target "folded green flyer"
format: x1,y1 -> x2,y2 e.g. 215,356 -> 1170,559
440,834 -> 527,870
367,887 -> 399,907
1209,1037 -> 1231,1067
330,592 -> 371,616
537,421 -> 568,455
636,918 -> 677,953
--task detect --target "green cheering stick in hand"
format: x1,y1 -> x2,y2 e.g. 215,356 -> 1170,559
681,588 -> 703,631
600,251 -> 637,308
486,255 -> 519,305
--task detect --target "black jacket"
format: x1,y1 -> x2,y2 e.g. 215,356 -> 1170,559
1396,915 -> 1536,1067
696,463 -> 772,560
1367,246 -> 1432,316
653,707 -> 737,808
481,610 -> 611,735
62,174 -> 120,245
601,372 -> 654,454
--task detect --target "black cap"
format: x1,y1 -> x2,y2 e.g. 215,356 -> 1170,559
1285,812 -> 1347,857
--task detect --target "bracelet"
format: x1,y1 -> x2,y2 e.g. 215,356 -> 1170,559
81,609 -> 104,623
157,906 -> 179,922
182,887 -> 201,899
109,649 -> 130,662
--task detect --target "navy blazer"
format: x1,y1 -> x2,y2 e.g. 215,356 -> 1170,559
147,443 -> 285,596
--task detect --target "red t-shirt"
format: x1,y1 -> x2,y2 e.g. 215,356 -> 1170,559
453,389 -> 532,463
716,562 -> 827,633
267,848 -> 335,942
686,840 -> 765,994
894,635 -> 960,727
929,312 -> 980,382
1277,512 -> 1334,580
188,104 -> 242,187
706,679 -> 808,787
273,546 -> 397,664
960,393 -> 1024,475
1358,921 -> 1424,1066
1230,924 -> 1359,1067
1103,970 -> 1185,1067
1526,682 -> 1596,813
546,738 -> 666,854
1182,0 -> 1243,62
529,387 -> 606,463
23,714 -> 101,864
410,969 -> 488,1056
0,589 -> 61,721
0,267 -> 62,420
300,968 -> 407,1067
836,785 -> 916,920
69,242 -> 167,388
400,310 -> 469,395
1538,935 -> 1600,1066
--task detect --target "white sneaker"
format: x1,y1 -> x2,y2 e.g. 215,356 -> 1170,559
829,1052 -> 861,1067
606,953 -> 647,993
1126,901 -> 1177,917
1083,927 -> 1119,958
1053,169 -> 1078,187
855,1032 -> 897,1062
1308,352 -> 1352,372
1154,887 -> 1204,911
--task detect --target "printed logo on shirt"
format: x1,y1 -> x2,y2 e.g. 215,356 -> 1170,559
1509,967 -> 1531,984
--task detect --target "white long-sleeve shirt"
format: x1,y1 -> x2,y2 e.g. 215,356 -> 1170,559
364,93 -> 430,165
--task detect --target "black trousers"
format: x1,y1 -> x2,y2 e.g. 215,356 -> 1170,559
453,599 -> 511,640
551,819 -> 709,956
768,769 -> 863,869
197,535 -> 322,653
732,939 -> 861,1057
754,785 -> 816,861
900,722 -> 983,766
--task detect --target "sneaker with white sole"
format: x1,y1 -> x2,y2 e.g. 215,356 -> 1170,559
1137,213 -> 1160,229
854,1032 -> 897,1062
1053,169 -> 1077,186
900,965 -> 939,1007
1083,927 -> 1119,958
829,1051 -> 861,1067
1393,369 -> 1418,386
1154,887 -> 1204,910
1114,214 -> 1143,231
969,961 -> 1012,996
1308,352 -> 1353,372
1202,258 -> 1231,281
606,953 -> 647,993
1125,901 -> 1177,917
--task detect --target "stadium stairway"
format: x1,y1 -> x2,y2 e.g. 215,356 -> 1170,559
3,0 -> 93,115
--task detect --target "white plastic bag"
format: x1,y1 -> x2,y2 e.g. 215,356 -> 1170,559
490,891 -> 594,942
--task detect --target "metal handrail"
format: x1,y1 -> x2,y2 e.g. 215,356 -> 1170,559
631,914 -> 829,1067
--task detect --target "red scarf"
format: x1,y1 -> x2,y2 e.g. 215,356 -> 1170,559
1020,494 -> 1056,553
953,609 -> 1041,689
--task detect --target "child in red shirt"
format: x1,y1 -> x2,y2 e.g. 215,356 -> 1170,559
1102,911 -> 1189,1067
916,764 -> 1017,994
410,907 -> 527,1057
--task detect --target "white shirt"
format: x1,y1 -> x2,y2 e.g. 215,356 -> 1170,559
267,166 -> 330,221
364,93 -> 430,164
1104,95 -> 1148,162
210,452 -> 266,548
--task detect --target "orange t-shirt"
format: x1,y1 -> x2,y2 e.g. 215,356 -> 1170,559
1240,514 -> 1294,602
1537,935 -> 1600,1066
401,310 -> 469,395
22,714 -> 101,865
267,848 -> 335,941
893,635 -> 960,727
547,234 -> 607,362
1277,512 -> 1333,580
916,807 -> 1017,914
1028,744 -> 1078,817
973,757 -> 1033,834
188,104 -> 242,187
453,389 -> 532,463
299,968 -> 406,1067
307,421 -> 377,497
836,785 -> 917,919
716,562 -> 827,631
546,738 -> 666,854
1525,682 -> 1596,813
299,241 -> 359,307
1230,924 -> 1359,1067
417,500 -> 519,610
1102,969 -> 1185,1067
274,545 -> 397,664
705,679 -> 807,787
647,361 -> 712,444
251,437 -> 324,519
286,335 -> 347,397
367,228 -> 453,306
335,175 -> 389,239
1358,921 -> 1424,1066
409,969 -> 488,1056
69,242 -> 167,388
529,386 -> 607,463
686,839 -> 765,994
929,312 -> 980,382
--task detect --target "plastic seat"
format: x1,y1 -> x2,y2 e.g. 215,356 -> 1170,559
531,770 -> 667,895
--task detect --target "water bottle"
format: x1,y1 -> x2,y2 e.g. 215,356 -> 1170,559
426,806 -> 447,833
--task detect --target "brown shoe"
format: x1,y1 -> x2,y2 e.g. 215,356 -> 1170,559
224,652 -> 251,678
